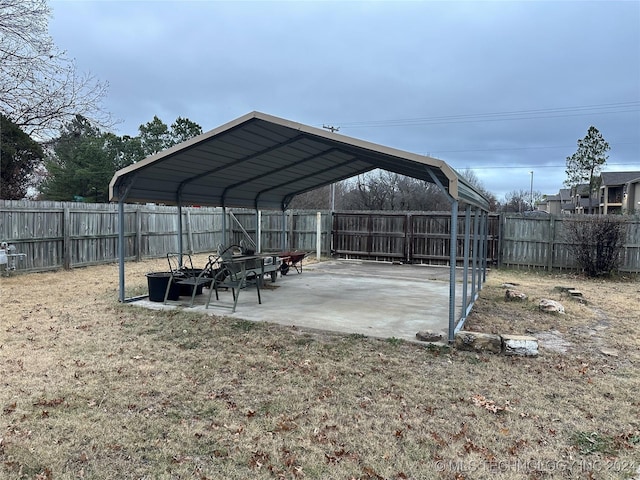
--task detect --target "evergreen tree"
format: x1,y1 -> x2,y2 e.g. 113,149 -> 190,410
564,126 -> 610,214
139,115 -> 172,157
170,117 -> 203,145
0,113 -> 44,199
39,115 -> 204,201
39,115 -> 113,202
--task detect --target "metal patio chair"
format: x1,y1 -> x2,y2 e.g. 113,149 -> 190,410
206,256 -> 261,313
163,253 -> 216,307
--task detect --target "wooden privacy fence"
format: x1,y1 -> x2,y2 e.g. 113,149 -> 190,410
499,214 -> 640,272
228,209 -> 332,254
2,200 -> 639,274
333,211 -> 640,272
0,201 -> 329,273
332,211 -> 500,266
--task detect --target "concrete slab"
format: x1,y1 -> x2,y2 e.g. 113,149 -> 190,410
132,260 -> 466,342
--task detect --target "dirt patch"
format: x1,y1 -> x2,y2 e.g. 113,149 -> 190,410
0,260 -> 638,479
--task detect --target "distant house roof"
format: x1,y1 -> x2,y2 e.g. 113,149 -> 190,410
559,188 -> 572,202
545,194 -> 560,201
574,184 -> 593,196
601,171 -> 640,187
577,197 -> 596,208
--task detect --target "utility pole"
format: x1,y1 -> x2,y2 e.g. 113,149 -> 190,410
530,171 -> 534,211
322,125 -> 340,211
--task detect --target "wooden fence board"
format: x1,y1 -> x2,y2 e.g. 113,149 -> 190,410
499,215 -> 640,272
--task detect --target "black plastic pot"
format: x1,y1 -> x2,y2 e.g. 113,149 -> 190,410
176,269 -> 206,296
179,282 -> 204,297
146,272 -> 180,302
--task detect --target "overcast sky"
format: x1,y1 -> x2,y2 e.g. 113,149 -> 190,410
48,0 -> 640,200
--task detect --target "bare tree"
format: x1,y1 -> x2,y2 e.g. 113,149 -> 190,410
339,170 -> 449,211
457,168 -> 499,211
289,184 -> 347,210
0,0 -> 111,138
502,189 -> 543,213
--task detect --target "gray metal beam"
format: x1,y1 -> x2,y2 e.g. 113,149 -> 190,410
425,168 -> 459,343
448,200 -> 459,342
118,200 -> 125,303
461,205 -> 471,319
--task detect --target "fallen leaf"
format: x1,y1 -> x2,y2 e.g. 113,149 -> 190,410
34,397 -> 64,408
471,394 -> 510,414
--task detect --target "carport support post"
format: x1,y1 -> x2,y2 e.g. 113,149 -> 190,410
462,205 -> 472,317
426,168 -> 458,343
118,200 -> 125,303
471,208 -> 480,301
448,200 -> 458,343
482,212 -> 488,284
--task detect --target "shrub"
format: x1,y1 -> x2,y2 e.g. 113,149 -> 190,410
564,215 -> 627,277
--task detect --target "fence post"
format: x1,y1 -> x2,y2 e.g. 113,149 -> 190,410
135,208 -> 142,261
281,211 -> 286,251
288,210 -> 294,250
547,216 -> 555,271
404,214 -> 411,263
63,207 -> 71,269
257,210 -> 262,253
185,209 -> 193,253
497,213 -> 505,268
316,212 -> 322,259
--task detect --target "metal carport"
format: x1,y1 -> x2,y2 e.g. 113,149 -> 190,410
109,111 -> 490,341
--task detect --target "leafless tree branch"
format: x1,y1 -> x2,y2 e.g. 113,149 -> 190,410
0,0 -> 112,138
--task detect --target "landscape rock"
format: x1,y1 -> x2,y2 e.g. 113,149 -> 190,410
554,286 -> 576,292
536,330 -> 571,354
599,348 -> 619,357
454,331 -> 502,354
505,289 -> 528,301
416,330 -> 443,342
539,299 -> 565,314
502,334 -> 539,357
501,282 -> 520,288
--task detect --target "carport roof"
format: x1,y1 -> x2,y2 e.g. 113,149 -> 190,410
109,111 -> 489,211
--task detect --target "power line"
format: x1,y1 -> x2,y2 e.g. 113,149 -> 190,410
429,141 -> 639,154
452,162 -> 639,170
328,101 -> 640,129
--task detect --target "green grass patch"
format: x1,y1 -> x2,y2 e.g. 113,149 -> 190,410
231,319 -> 260,332
572,431 -> 616,455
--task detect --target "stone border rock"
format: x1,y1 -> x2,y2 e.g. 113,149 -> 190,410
454,331 -> 538,357
450,283 -> 591,357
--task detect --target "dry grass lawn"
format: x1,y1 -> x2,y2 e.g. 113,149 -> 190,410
0,257 -> 639,480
